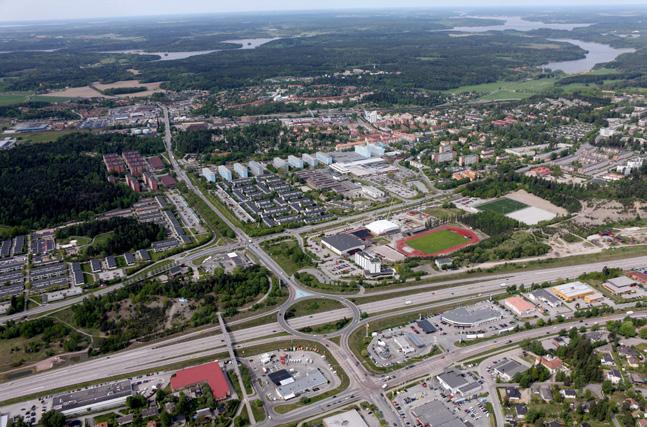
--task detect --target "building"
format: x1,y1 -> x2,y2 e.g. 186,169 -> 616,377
440,306 -> 501,327
365,219 -> 399,236
355,144 -> 372,158
217,165 -> 232,182
273,157 -> 287,170
537,356 -> 563,374
52,380 -> 133,415
528,288 -> 562,307
436,370 -> 481,397
248,161 -> 265,176
550,281 -> 595,302
361,185 -> 385,199
321,233 -> 366,256
105,256 -> 117,270
170,361 -> 230,400
459,154 -> 479,166
287,155 -> 304,169
412,400 -> 464,427
492,359 -> 527,381
159,175 -> 177,188
323,410 -> 369,427
504,296 -> 536,317
432,150 -> 456,163
302,153 -> 318,168
316,152 -> 333,165
233,163 -> 249,178
202,167 -> 217,183
367,143 -> 385,157
416,319 -> 437,334
603,276 -> 640,296
143,173 -> 159,191
126,175 -> 141,193
394,336 -> 414,354
354,251 -> 381,274
103,153 -> 126,174
275,368 -> 327,400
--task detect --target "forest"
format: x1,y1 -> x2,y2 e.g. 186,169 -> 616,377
0,133 -> 164,231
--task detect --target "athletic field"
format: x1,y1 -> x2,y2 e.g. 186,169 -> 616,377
477,198 -> 527,215
395,225 -> 480,258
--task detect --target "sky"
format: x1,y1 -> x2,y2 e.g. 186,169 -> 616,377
1,0 -> 647,22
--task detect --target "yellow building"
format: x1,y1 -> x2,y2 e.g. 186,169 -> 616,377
550,281 -> 595,302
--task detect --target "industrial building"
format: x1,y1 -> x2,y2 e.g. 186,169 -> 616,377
52,380 -> 133,416
218,165 -> 233,182
233,163 -> 249,178
361,185 -> 385,199
202,167 -> 216,183
528,288 -> 562,307
321,233 -> 366,256
550,281 -> 596,302
603,275 -> 640,296
504,296 -> 537,317
416,319 -> 437,334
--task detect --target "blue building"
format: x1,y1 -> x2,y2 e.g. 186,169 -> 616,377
355,144 -> 372,158
233,163 -> 249,178
218,165 -> 233,182
316,152 -> 333,165
201,167 -> 216,183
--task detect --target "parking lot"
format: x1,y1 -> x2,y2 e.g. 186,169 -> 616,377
390,373 -> 490,427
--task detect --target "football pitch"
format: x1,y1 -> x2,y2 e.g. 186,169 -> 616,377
405,229 -> 468,254
477,198 -> 527,215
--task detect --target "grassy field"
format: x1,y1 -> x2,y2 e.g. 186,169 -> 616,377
15,130 -> 82,145
477,198 -> 527,215
406,229 -> 467,254
446,78 -> 557,101
286,298 -> 344,318
0,93 -> 29,106
262,239 -> 313,276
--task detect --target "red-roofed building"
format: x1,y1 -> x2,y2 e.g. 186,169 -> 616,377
626,271 -> 647,285
147,156 -> 165,171
537,356 -> 563,374
170,361 -> 230,400
159,175 -> 177,188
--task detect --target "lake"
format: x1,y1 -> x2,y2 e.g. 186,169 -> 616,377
103,37 -> 280,61
448,16 -> 592,33
542,39 -> 636,73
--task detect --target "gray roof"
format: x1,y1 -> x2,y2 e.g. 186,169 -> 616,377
607,276 -> 637,288
412,400 -> 465,427
437,370 -> 469,389
53,380 -> 132,412
493,359 -> 527,378
441,306 -> 500,326
321,233 -> 365,253
531,288 -> 561,304
276,368 -> 327,398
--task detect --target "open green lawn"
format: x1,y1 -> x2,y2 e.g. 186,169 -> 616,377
406,229 -> 467,254
477,198 -> 527,215
0,93 -> 29,106
446,78 -> 557,101
286,298 -> 344,318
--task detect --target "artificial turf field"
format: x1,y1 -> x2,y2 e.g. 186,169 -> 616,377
477,198 -> 527,215
405,229 -> 468,254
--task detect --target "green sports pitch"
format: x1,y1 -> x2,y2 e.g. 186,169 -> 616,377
477,198 -> 527,215
406,229 -> 467,253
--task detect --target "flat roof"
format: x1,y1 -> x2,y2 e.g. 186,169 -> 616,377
417,319 -> 437,333
365,219 -> 399,235
171,361 -> 230,400
412,400 -> 465,427
551,281 -> 594,298
268,369 -> 293,386
321,233 -> 365,252
504,296 -> 535,312
493,359 -> 527,378
441,306 -> 500,326
437,370 -> 469,389
276,368 -> 327,398
53,380 -> 132,412
607,276 -> 637,288
531,288 -> 562,304
323,410 -> 369,427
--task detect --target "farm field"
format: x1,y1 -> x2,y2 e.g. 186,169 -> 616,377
446,78 -> 557,101
477,198 -> 528,215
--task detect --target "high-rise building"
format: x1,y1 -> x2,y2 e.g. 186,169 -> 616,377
273,157 -> 287,170
287,155 -> 304,169
218,165 -> 232,182
302,153 -> 318,167
248,161 -> 265,176
233,163 -> 248,178
354,251 -> 381,274
202,167 -> 217,183
316,152 -> 333,165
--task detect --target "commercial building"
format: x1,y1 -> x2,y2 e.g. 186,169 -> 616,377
302,153 -> 318,167
316,152 -> 333,165
170,361 -> 230,400
202,167 -> 217,183
354,251 -> 381,274
218,165 -> 233,182
287,155 -> 304,169
440,306 -> 501,327
416,319 -> 437,334
233,163 -> 249,178
436,370 -> 481,397
412,400 -> 464,427
321,233 -> 366,256
528,288 -> 562,307
603,276 -> 640,296
394,336 -> 415,355
504,296 -> 536,317
550,281 -> 596,302
276,368 -> 327,400
365,219 -> 399,236
361,185 -> 385,199
492,359 -> 527,381
52,380 -> 133,416
248,161 -> 265,176
323,410 -> 369,427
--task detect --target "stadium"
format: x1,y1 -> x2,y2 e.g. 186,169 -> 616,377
395,225 -> 480,258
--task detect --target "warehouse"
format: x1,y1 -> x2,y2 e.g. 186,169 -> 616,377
504,296 -> 537,317
603,276 -> 640,296
550,281 -> 595,302
321,233 -> 366,256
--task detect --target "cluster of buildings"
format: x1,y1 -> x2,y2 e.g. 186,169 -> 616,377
103,151 -> 171,193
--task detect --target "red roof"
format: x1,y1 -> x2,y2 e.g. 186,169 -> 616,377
170,361 -> 230,400
147,156 -> 165,170
159,174 -> 177,187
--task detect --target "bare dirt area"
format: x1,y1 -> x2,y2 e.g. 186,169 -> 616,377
42,80 -> 165,98
573,200 -> 647,226
505,189 -> 568,216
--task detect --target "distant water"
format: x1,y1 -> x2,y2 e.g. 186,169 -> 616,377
542,39 -> 636,73
447,15 -> 592,33
103,37 -> 280,61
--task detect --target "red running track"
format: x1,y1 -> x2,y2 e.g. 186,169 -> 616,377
395,225 -> 480,258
